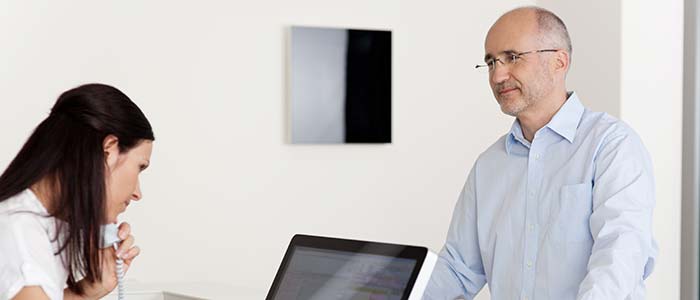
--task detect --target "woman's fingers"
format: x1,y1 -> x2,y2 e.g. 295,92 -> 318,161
116,234 -> 135,258
118,222 -> 131,240
112,222 -> 139,275
122,246 -> 141,265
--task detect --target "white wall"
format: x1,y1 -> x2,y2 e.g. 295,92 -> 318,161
0,0 -> 530,296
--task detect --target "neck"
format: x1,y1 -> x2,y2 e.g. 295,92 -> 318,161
29,177 -> 55,214
517,89 -> 569,142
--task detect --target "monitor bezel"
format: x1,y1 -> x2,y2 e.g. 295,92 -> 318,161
266,234 -> 429,300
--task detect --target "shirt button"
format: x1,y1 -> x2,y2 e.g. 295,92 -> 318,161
535,154 -> 541,160
529,224 -> 535,231
527,260 -> 533,268
523,296 -> 529,300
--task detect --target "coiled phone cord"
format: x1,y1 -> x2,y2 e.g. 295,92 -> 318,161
112,243 -> 125,300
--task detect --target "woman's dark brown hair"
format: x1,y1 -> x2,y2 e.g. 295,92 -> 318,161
0,83 -> 154,294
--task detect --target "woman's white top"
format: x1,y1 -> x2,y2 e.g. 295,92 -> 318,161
0,189 -> 68,300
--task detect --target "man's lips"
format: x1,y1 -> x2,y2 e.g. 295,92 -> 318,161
499,87 -> 518,95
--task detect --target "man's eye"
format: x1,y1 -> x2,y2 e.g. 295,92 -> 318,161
508,54 -> 520,63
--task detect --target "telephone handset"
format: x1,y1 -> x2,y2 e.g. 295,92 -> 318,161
101,224 -> 125,300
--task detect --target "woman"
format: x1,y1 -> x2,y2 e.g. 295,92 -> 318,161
0,84 -> 154,299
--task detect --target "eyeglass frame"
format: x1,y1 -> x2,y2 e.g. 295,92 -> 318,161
475,49 -> 561,72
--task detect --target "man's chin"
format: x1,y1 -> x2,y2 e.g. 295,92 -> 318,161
497,98 -> 522,116
500,107 -> 519,117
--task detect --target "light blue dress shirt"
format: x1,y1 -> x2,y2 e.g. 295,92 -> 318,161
423,92 -> 658,300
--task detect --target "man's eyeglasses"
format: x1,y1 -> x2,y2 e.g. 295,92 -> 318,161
475,49 -> 560,72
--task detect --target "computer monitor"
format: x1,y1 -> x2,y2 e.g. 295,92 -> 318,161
266,234 -> 437,300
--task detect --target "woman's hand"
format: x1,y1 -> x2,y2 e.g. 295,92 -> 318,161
76,222 -> 141,299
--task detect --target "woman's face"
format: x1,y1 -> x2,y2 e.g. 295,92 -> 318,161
104,137 -> 153,223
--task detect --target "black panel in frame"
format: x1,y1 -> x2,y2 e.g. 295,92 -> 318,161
345,29 -> 392,143
289,26 -> 392,144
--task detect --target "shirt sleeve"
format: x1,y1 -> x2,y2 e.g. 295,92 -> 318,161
0,213 -> 63,300
576,128 -> 658,299
423,167 -> 487,300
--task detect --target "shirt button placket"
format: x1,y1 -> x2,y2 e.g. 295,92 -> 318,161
523,148 -> 542,299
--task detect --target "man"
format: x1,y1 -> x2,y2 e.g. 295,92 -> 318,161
423,6 -> 658,300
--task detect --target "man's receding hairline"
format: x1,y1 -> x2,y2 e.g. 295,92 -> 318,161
496,6 -> 572,55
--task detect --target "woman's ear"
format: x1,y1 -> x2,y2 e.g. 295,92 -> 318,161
103,135 -> 120,171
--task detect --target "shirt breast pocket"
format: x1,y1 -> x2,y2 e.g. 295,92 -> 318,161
557,182 -> 593,243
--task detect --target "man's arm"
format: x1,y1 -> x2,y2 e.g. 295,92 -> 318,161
576,130 -> 657,299
423,168 -> 487,300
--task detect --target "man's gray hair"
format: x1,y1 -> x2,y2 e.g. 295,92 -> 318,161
509,6 -> 573,56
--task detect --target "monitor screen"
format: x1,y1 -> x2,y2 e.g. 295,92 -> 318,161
272,246 -> 417,300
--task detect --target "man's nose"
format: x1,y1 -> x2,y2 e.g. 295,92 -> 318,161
490,62 -> 511,84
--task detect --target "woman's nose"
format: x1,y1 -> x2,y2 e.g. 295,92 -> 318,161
132,181 -> 142,201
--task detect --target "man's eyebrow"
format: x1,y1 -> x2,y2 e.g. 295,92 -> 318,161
484,49 -> 519,61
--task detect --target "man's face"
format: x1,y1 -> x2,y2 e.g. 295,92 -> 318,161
484,12 -> 555,117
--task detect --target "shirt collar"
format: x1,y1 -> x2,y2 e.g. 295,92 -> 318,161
505,91 -> 585,155
505,119 -> 529,155
545,91 -> 584,143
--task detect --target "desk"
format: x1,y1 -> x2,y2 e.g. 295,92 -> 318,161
102,282 -> 266,300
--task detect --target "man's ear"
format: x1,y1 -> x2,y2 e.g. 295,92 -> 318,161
103,135 -> 120,171
554,50 -> 570,74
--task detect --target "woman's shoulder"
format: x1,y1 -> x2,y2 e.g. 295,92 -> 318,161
0,189 -> 55,258
0,189 -> 49,214
0,190 -> 63,300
